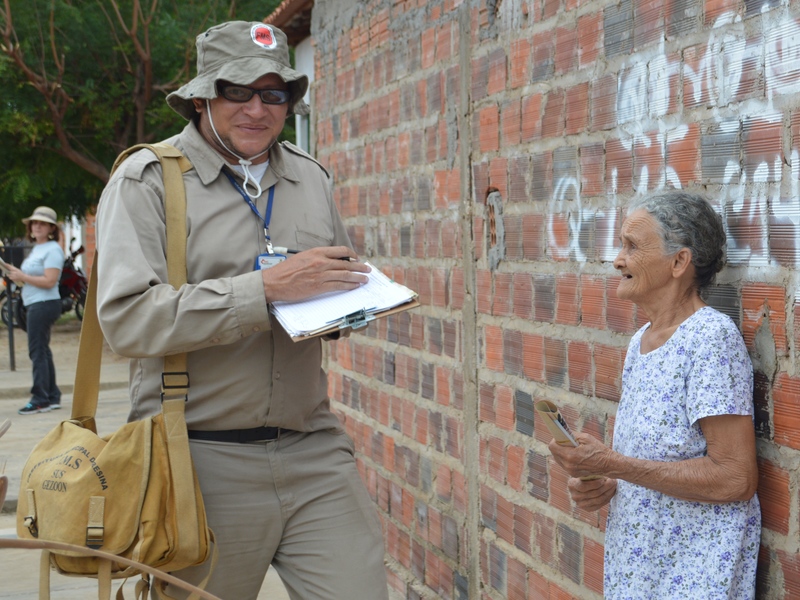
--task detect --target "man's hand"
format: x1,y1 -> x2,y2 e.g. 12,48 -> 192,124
262,246 -> 371,303
567,477 -> 617,511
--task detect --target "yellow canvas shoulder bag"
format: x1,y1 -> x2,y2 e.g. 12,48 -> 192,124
14,143 -> 214,599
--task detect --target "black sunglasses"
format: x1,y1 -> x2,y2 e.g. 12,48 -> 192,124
217,82 -> 291,105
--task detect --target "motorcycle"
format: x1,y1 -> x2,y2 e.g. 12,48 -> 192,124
1,242 -> 88,331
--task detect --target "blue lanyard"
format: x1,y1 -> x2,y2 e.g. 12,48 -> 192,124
224,171 -> 276,252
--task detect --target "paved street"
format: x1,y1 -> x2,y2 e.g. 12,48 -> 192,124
0,318 -> 289,599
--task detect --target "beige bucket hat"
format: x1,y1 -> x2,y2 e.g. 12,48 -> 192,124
167,21 -> 309,120
21,206 -> 58,225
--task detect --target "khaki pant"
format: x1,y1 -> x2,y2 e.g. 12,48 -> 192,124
164,429 -> 389,600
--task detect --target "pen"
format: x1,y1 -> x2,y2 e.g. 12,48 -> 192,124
272,246 -> 357,261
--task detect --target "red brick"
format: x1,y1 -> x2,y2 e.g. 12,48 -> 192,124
507,444 -> 526,491
453,470 -> 467,513
584,537 -> 605,594
496,493 -> 515,544
606,137 -> 633,193
773,373 -> 800,449
758,458 -> 790,535
568,340 -> 593,395
554,27 -> 578,74
565,82 -> 589,135
534,513 -> 556,566
548,213 -> 571,261
595,344 -> 624,402
556,273 -> 580,325
523,333 -> 545,382
581,275 -> 606,329
502,98 -> 522,146
513,272 -> 534,320
436,21 -> 453,61
777,549 -> 800,600
528,570 -> 551,598
581,143 -> 605,197
683,45 -> 713,109
634,0 -> 664,49
490,156 -> 509,199
480,381 -> 496,424
633,132 -> 664,191
542,89 -> 565,138
741,283 -> 787,353
549,459 -> 573,515
493,272 -> 513,317
577,13 -> 603,69
477,269 -> 492,314
514,504 -> 534,554
421,26 -> 436,69
511,38 -> 532,88
666,122 -> 701,186
606,277 -> 637,333
496,384 -> 516,431
521,93 -> 544,141
436,464 -> 452,502
487,48 -> 507,95
522,214 -> 545,260
478,104 -> 500,153
591,74 -> 617,131
507,555 -> 528,599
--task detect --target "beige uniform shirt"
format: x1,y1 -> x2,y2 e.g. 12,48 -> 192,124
95,123 -> 350,432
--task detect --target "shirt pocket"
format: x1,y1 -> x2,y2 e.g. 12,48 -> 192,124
295,229 -> 333,250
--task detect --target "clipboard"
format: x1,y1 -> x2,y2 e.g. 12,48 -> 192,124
286,297 -> 420,341
269,262 -> 419,342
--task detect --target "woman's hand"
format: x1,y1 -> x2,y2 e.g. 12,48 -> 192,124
5,266 -> 60,290
568,477 -> 618,511
548,432 -> 614,479
5,265 -> 25,285
550,415 -> 758,504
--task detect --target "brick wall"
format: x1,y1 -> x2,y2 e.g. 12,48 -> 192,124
310,0 -> 800,597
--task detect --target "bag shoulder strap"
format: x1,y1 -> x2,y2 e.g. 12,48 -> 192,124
71,143 -> 193,422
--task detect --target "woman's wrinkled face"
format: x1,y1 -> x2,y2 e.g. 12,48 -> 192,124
613,210 -> 675,305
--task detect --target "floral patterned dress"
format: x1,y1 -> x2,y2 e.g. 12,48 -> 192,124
604,307 -> 760,599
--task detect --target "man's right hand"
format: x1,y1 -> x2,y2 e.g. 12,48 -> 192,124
261,246 -> 371,303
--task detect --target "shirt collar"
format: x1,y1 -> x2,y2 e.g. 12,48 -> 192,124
178,122 -> 301,187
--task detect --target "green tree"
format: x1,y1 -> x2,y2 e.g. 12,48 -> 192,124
0,0 -> 285,238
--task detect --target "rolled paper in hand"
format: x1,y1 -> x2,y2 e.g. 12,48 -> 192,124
534,400 -> 577,446
534,401 -> 601,480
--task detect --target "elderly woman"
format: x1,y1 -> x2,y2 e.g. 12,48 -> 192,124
550,191 -> 760,599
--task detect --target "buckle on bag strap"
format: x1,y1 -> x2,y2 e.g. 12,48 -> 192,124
86,496 -> 105,548
161,371 -> 190,403
24,489 -> 38,537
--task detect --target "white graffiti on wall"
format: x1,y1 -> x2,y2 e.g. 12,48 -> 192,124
546,10 -> 800,268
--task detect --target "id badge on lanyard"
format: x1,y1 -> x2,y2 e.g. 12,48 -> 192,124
254,253 -> 285,270
225,172 -> 285,270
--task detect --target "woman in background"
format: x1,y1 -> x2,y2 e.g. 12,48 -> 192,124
7,207 -> 64,415
549,191 -> 760,599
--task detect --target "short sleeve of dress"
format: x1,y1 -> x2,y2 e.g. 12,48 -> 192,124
685,310 -> 754,425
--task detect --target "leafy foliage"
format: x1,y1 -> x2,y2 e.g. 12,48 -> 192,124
0,0 -> 286,238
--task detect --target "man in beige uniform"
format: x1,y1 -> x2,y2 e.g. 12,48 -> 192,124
95,21 -> 389,600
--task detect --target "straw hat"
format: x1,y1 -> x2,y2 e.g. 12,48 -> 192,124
21,206 -> 58,226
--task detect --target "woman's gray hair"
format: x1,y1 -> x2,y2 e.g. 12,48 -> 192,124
628,192 -> 726,292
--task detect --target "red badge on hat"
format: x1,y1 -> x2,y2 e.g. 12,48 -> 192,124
251,24 -> 277,50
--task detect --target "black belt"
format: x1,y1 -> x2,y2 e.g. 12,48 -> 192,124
187,427 -> 292,443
